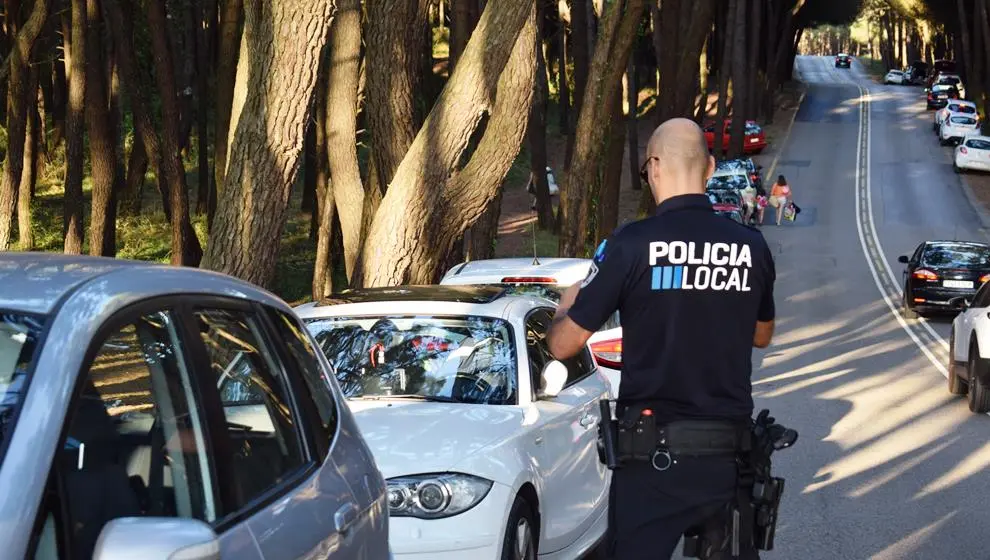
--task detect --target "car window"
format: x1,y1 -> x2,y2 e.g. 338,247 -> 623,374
745,122 -> 761,135
193,308 -> 306,510
950,116 -> 977,125
966,139 -> 990,150
525,308 -> 596,393
954,105 -> 977,114
922,244 -> 990,269
305,315 -> 518,405
0,311 -> 43,468
53,310 -> 216,558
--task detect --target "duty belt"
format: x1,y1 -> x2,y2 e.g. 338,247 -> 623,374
655,420 -> 751,456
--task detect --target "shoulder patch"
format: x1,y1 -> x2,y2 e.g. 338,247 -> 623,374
593,240 -> 608,263
581,261 -> 600,287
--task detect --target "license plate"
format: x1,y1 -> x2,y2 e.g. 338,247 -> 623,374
944,280 -> 973,289
938,96 -> 947,99
750,138 -> 759,143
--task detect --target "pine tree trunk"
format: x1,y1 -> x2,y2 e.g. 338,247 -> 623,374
63,0 -> 86,254
86,0 -> 118,257
195,0 -> 211,218
325,0 -> 364,282
121,129 -> 148,215
596,92 -> 623,243
213,0 -> 242,196
556,19 -> 571,133
146,0 -> 203,266
17,70 -> 38,250
746,0 -> 762,120
558,0 -> 646,257
201,0 -> 336,287
727,0 -> 747,158
713,0 -> 735,159
625,56 -> 640,191
528,29 -> 554,230
357,1 -> 537,286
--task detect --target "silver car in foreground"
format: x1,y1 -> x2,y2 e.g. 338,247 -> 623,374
0,253 -> 390,559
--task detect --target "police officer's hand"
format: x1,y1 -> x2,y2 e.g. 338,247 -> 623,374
556,283 -> 581,315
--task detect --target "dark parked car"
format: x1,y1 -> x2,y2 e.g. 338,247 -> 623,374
835,53 -> 852,68
927,84 -> 960,109
899,241 -> 990,317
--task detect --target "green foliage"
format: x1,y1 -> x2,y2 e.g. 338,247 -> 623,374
801,0 -> 865,27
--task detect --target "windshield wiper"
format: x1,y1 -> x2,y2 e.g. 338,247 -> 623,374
349,394 -> 463,403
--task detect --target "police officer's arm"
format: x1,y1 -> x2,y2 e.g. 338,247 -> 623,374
754,243 -> 776,348
547,240 -> 628,359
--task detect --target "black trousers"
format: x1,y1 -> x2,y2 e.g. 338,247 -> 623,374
607,454 -> 761,560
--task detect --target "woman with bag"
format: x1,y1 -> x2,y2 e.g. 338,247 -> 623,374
768,175 -> 794,226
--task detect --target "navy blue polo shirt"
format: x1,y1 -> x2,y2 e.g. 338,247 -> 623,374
568,193 -> 775,424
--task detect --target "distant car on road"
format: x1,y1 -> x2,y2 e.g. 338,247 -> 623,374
715,157 -> 765,193
835,53 -> 852,68
703,119 -> 767,154
940,114 -> 980,146
954,136 -> 990,174
934,100 -> 978,132
927,84 -> 960,109
0,253 -> 390,560
884,69 -> 906,85
934,74 -> 966,99
948,279 -> 990,413
438,258 -> 623,396
899,241 -> 990,318
296,285 -> 611,560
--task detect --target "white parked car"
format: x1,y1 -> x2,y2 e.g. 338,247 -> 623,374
884,69 -> 905,85
440,257 -> 623,396
934,99 -> 978,132
948,276 -> 990,413
940,114 -> 980,146
954,136 -> 990,174
295,285 -> 611,560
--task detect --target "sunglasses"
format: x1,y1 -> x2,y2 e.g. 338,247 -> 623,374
640,156 -> 658,184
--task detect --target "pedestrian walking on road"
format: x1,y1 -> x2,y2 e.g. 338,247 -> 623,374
546,118 -> 793,559
768,175 -> 793,226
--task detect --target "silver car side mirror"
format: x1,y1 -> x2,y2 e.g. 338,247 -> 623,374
540,360 -> 568,398
93,518 -> 221,560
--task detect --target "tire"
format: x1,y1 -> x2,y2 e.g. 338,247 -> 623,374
949,329 -> 967,395
501,497 -> 538,560
968,343 -> 990,413
954,161 -> 963,174
903,287 -> 918,319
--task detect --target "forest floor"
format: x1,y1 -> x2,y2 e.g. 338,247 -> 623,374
493,81 -> 809,259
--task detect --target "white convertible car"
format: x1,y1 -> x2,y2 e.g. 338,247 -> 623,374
295,285 -> 610,560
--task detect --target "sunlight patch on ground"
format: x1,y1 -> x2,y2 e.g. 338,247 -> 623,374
847,439 -> 953,498
869,511 -> 957,560
756,368 -> 856,398
914,440 -> 990,500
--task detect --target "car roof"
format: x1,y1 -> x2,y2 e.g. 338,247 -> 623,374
440,257 -> 592,286
0,252 -> 288,316
312,285 -> 507,305
948,100 -> 977,107
923,241 -> 990,250
963,135 -> 990,142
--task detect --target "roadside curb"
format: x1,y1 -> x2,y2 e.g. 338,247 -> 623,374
955,169 -> 990,239
766,87 -> 807,181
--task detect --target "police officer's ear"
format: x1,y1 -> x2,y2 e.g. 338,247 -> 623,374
704,154 -> 716,182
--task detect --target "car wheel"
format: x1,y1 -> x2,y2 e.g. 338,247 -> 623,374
903,286 -> 918,319
949,328 -> 967,395
954,161 -> 962,174
501,497 -> 538,560
968,343 -> 990,413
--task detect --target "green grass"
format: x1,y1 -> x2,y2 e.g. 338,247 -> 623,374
857,56 -> 888,82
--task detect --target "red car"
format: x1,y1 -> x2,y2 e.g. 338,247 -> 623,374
703,119 -> 768,154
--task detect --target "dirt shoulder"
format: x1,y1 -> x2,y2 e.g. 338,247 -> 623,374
494,82 -> 809,258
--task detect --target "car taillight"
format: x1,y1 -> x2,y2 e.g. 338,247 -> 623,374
913,269 -> 939,281
590,338 -> 622,369
961,147 -> 969,154
982,274 -> 990,284
500,276 -> 556,283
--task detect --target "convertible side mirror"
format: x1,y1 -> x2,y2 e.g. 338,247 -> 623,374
539,360 -> 568,398
949,297 -> 970,310
897,255 -> 910,264
94,518 -> 220,560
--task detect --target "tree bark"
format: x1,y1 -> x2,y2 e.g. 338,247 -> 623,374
195,0 -> 211,218
625,57 -> 640,191
556,16 -> 570,132
357,0 -> 537,286
146,0 -> 203,266
17,69 -> 38,250
365,0 -> 433,193
596,92 -> 623,244
713,0 -> 736,159
466,188 -> 501,261
652,0 -> 716,124
325,0 -> 364,282
528,29 -> 554,230
120,131 -> 148,215
311,63 -> 333,298
213,0 -> 243,203
978,0 -> 990,135
0,0 -> 48,250
312,155 -> 336,300
63,0 -> 86,254
201,0 -> 336,287
558,0 -> 646,257
746,0 -> 762,120
727,0 -> 748,158
86,0 -> 117,257
570,0 -> 591,116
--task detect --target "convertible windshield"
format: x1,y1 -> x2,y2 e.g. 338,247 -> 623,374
305,315 -> 517,405
0,312 -> 44,466
707,174 -> 749,191
922,244 -> 990,269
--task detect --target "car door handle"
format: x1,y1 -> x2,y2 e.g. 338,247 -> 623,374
580,413 -> 596,428
334,502 -> 359,534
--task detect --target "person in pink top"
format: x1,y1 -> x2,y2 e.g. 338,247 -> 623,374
768,175 -> 793,226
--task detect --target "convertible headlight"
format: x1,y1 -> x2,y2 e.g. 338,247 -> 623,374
386,473 -> 493,519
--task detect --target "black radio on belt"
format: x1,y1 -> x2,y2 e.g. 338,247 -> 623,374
617,407 -> 657,461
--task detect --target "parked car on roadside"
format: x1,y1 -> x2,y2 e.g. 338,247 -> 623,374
715,157 -> 765,193
835,53 -> 852,68
0,253 -> 391,560
703,120 -> 767,154
954,136 -> 990,174
899,240 -> 990,319
927,84 -> 960,109
884,69 -> 906,85
948,277 -> 990,413
940,114 -> 980,146
296,285 -> 612,560
934,100 -> 978,132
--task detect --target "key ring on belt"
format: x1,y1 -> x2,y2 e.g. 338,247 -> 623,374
651,447 -> 672,471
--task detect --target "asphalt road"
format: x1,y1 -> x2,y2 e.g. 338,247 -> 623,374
676,57 -> 990,559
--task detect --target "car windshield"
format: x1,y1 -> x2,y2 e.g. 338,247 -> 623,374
950,116 -> 977,125
965,139 -> 990,150
922,245 -> 990,269
707,174 -> 749,191
0,312 -> 44,466
715,159 -> 754,173
933,85 -> 956,94
305,315 -> 517,405
745,122 -> 762,135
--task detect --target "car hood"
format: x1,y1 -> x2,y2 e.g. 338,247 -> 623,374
346,399 -> 525,479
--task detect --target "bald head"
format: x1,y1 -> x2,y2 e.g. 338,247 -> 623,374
644,118 -> 714,203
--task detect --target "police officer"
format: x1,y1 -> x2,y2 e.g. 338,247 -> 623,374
547,118 -> 776,559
